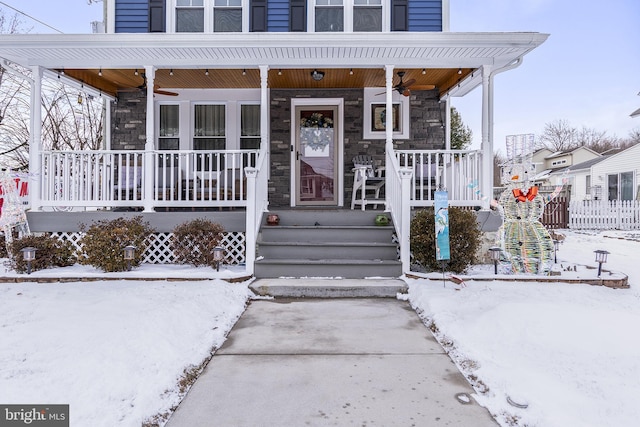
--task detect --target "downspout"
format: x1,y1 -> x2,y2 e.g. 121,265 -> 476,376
481,57 -> 523,209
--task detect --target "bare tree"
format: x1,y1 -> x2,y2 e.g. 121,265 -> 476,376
575,126 -> 620,154
537,119 -> 577,152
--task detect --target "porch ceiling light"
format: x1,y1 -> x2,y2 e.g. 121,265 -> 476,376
205,69 -> 209,76
422,68 -> 426,75
311,69 -> 325,81
242,68 -> 246,76
169,69 -> 174,76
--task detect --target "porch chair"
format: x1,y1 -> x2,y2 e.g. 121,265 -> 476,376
351,155 -> 385,210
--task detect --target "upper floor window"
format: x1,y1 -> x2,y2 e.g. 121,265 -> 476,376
176,0 -> 205,32
173,0 -> 243,32
313,0 -> 386,32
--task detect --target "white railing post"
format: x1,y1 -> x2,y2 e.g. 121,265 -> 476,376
30,66 -> 43,211
399,168 -> 413,274
244,167 -> 258,276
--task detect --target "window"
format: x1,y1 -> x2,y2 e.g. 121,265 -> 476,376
176,0 -> 205,32
607,171 -> 634,201
354,0 -> 382,31
315,0 -> 344,32
159,105 -> 180,150
214,0 -> 242,32
240,104 -> 261,149
194,104 -> 226,150
585,175 -> 591,198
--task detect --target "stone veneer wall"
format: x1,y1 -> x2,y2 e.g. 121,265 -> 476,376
269,89 -> 445,208
110,91 -> 147,150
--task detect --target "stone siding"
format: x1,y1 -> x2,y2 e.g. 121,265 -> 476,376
111,91 -> 146,150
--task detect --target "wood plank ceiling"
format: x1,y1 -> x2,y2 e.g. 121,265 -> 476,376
60,67 -> 474,98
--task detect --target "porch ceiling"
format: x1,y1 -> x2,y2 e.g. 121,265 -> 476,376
0,32 -> 548,98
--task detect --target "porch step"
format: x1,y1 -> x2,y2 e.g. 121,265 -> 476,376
250,278 -> 408,298
254,210 -> 402,279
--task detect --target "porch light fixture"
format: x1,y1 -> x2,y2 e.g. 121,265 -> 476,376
213,247 -> 225,272
205,69 -> 209,76
311,69 -> 325,81
278,69 -> 282,75
77,93 -> 83,105
169,69 -> 174,76
489,247 -> 502,275
242,68 -> 246,76
594,249 -> 609,277
98,68 -> 102,76
422,68 -> 426,75
123,245 -> 136,271
21,247 -> 37,275
458,67 -> 462,75
349,68 -> 354,75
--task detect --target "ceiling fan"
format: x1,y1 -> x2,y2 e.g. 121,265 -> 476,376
376,71 -> 436,96
121,73 -> 178,96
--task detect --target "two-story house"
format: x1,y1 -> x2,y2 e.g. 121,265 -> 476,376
0,0 -> 548,277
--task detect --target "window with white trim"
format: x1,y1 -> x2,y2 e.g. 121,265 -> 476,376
354,0 -> 382,31
194,104 -> 226,150
176,0 -> 205,32
313,0 -> 387,32
172,0 -> 244,32
240,104 -> 261,149
159,104 -> 180,150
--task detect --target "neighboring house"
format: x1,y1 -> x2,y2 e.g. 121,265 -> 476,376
0,0 -> 548,277
590,143 -> 640,201
631,91 -> 640,118
532,146 -> 601,182
549,156 -> 609,202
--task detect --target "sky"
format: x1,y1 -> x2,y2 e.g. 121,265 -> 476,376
2,0 -> 639,154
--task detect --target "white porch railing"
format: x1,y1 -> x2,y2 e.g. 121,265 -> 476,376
395,149 -> 484,207
387,148 -> 485,274
244,145 -> 270,275
38,149 -> 259,210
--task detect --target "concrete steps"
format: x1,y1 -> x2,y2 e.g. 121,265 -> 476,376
254,210 -> 402,279
250,278 -> 408,298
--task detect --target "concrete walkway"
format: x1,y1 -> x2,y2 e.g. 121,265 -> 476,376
166,297 -> 497,426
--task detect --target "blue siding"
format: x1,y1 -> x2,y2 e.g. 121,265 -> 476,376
268,0 -> 290,32
115,0 -> 149,33
408,0 -> 442,32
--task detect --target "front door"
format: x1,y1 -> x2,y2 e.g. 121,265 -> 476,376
293,101 -> 343,206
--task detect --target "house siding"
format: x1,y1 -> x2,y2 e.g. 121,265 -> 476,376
268,0 -> 290,32
408,0 -> 442,32
115,0 -> 150,33
591,144 -> 640,200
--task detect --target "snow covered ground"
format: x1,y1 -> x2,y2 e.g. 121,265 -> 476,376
0,229 -> 638,426
406,230 -> 640,427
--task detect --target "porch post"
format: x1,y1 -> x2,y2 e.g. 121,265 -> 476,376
143,65 -> 155,212
480,65 -> 493,210
29,66 -> 43,211
259,65 -> 269,181
443,96 -> 451,150
384,64 -> 394,211
244,167 -> 257,276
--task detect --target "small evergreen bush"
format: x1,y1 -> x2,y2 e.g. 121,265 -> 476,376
171,218 -> 225,268
9,234 -> 76,273
79,216 -> 154,272
410,207 -> 482,274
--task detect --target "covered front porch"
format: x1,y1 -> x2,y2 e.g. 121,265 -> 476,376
0,31 -> 548,276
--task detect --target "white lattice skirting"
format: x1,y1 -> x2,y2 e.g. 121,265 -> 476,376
52,231 -> 246,265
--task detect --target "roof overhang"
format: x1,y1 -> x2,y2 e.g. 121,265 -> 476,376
0,31 -> 548,97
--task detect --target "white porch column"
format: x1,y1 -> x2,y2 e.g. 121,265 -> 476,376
143,65 -> 155,212
443,96 -> 451,150
244,167 -> 257,276
29,66 -> 43,211
480,65 -> 493,209
259,65 -> 269,181
384,65 -> 394,211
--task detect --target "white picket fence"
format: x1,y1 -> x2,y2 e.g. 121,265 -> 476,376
569,200 -> 640,230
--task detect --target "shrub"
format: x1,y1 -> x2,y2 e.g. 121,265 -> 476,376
410,207 -> 482,274
79,216 -> 154,272
171,218 -> 224,268
9,234 -> 76,273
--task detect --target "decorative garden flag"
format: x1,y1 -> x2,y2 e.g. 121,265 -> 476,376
434,190 -> 450,261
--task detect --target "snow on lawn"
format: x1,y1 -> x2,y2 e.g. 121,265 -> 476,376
406,230 -> 640,427
0,278 -> 253,427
